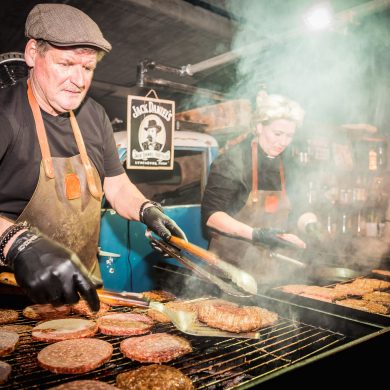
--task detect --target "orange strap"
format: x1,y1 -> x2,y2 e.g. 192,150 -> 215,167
69,111 -> 100,199
27,80 -> 55,178
251,139 -> 258,203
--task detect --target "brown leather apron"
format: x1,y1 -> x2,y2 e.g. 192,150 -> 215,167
16,80 -> 103,285
209,140 -> 291,284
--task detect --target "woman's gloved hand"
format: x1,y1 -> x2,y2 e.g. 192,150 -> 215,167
140,202 -> 187,242
6,231 -> 100,312
252,228 -> 305,249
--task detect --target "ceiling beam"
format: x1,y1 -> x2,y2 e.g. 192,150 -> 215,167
122,0 -> 236,38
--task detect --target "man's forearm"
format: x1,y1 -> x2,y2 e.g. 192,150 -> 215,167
103,173 -> 147,221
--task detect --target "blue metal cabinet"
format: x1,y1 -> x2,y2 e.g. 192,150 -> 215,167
99,205 -> 208,292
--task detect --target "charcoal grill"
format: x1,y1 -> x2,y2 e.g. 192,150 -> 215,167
0,290 -> 388,389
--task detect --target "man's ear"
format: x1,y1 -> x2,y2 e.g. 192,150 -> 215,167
24,39 -> 38,67
256,123 -> 263,135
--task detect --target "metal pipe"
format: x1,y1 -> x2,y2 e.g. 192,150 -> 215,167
140,74 -> 226,100
184,0 -> 390,76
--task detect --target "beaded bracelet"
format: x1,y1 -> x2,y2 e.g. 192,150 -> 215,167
139,200 -> 163,223
0,222 -> 29,265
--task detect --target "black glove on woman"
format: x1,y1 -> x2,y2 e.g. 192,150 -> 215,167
140,202 -> 187,242
252,227 -> 297,249
6,231 -> 100,311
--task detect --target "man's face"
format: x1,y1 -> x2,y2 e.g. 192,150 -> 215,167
146,127 -> 157,141
257,119 -> 297,157
28,43 -> 97,115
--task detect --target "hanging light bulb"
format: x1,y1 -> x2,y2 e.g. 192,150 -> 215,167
303,1 -> 334,31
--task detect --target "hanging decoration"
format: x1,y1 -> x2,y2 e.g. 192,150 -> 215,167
127,89 -> 174,170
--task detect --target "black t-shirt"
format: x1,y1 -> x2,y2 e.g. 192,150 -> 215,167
0,78 -> 124,219
201,136 -> 286,228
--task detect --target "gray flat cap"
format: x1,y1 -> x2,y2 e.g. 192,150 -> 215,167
25,3 -> 112,53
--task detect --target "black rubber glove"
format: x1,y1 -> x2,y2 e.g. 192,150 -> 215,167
6,231 -> 100,312
252,228 -> 298,249
141,205 -> 187,242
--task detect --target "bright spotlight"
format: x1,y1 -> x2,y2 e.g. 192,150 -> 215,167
303,2 -> 334,31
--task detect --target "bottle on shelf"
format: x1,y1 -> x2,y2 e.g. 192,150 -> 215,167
368,146 -> 378,171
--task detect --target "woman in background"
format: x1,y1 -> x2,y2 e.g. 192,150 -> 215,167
201,91 -> 306,285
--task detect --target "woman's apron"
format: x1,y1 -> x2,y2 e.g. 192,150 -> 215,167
16,80 -> 103,286
208,140 -> 291,284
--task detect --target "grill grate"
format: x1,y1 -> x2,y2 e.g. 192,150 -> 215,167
1,305 -> 350,389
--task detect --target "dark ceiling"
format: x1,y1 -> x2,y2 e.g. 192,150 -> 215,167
1,0 -> 390,133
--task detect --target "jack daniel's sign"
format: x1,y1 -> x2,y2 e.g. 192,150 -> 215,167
127,94 -> 174,170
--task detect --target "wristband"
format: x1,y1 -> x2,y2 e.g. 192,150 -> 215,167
0,222 -> 30,265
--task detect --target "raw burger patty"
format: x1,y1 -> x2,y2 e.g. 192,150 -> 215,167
116,364 -> 193,389
0,309 -> 18,324
71,300 -> 110,317
0,361 -> 11,384
120,332 -> 192,363
0,324 -> 33,334
197,299 -> 278,333
38,338 -> 113,374
32,318 -> 98,342
0,330 -> 19,356
97,313 -> 153,336
23,304 -> 71,320
146,308 -> 171,323
49,379 -> 117,389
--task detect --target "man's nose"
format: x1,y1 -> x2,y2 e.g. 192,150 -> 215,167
70,66 -> 85,88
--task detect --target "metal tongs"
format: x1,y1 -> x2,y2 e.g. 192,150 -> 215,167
146,230 -> 257,297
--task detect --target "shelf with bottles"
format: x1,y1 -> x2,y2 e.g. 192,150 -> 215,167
290,130 -> 388,174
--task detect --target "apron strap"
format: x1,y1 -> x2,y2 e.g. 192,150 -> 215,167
251,139 -> 258,203
69,111 -> 100,199
27,79 -> 55,179
280,160 -> 286,198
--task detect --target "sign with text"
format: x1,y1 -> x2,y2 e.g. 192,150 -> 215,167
127,95 -> 174,170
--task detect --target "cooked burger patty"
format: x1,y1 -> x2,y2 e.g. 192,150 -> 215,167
38,338 -> 113,374
32,319 -> 98,343
336,298 -> 389,315
71,300 -> 111,318
49,379 -> 117,389
362,291 -> 390,305
0,309 -> 18,325
142,290 -> 176,302
349,278 -> 390,291
23,304 -> 71,320
120,332 -> 192,363
0,330 -> 19,356
97,313 -> 153,336
116,364 -> 194,389
197,299 -> 278,332
0,361 -> 11,384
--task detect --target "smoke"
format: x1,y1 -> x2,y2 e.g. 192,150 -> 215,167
223,0 -> 390,128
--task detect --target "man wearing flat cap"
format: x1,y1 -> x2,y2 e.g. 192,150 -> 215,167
142,119 -> 163,151
0,3 -> 186,312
